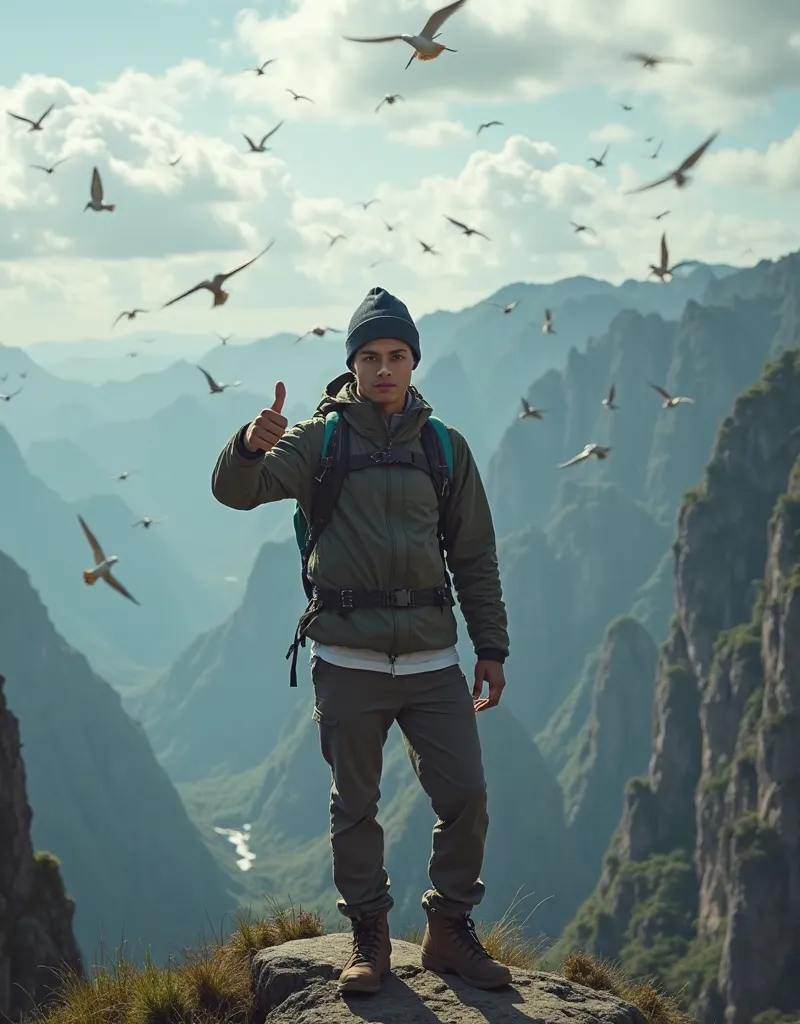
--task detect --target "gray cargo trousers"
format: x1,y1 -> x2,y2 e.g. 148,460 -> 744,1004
311,656 -> 489,922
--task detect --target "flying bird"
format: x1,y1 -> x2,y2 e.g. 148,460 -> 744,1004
30,158 -> 67,174
376,93 -> 404,112
243,121 -> 283,152
558,444 -> 612,468
653,210 -> 670,221
343,0 -> 467,71
215,333 -> 233,345
542,309 -> 556,334
477,120 -> 503,134
619,103 -> 633,111
162,242 -> 274,309
112,308 -> 148,328
602,384 -> 618,410
649,383 -> 695,408
324,231 -> 347,248
418,239 -> 440,255
7,104 -> 55,132
167,154 -> 183,167
382,218 -> 398,232
626,132 -> 718,194
78,516 -> 139,605
18,371 -> 27,379
0,388 -> 22,403
84,167 -> 115,212
294,326 -> 343,344
648,141 -> 662,160
126,352 -> 139,359
246,59 -> 277,75
483,299 -> 519,315
132,516 -> 163,529
197,366 -> 242,394
444,215 -> 489,240
519,398 -> 545,420
625,52 -> 692,69
570,221 -> 596,236
648,232 -> 692,282
587,145 -> 610,168
286,88 -> 314,103
355,198 -> 380,210
112,470 -> 137,481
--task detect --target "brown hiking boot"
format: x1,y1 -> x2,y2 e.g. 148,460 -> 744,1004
337,912 -> 391,994
421,910 -> 512,990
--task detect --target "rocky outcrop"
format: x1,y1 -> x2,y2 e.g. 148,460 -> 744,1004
0,672 -> 81,1021
251,934 -> 646,1023
561,349 -> 800,1023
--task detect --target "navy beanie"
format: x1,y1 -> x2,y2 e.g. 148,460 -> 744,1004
345,286 -> 421,368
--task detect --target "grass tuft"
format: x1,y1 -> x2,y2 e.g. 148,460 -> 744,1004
560,950 -> 695,1024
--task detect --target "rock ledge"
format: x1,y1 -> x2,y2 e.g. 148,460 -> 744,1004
252,933 -> 646,1023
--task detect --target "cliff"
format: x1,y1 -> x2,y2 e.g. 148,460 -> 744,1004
0,549 -> 236,963
557,617 -> 658,884
562,349 -> 800,1023
0,673 -> 81,1021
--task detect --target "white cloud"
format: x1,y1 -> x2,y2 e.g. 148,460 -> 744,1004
389,120 -> 472,147
227,0 -> 800,129
1,7 -> 799,346
589,123 -> 634,144
701,129 -> 800,191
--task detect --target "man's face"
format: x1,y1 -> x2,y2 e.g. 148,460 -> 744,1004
352,337 -> 414,408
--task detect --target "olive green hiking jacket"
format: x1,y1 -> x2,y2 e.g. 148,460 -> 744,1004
211,372 -> 509,660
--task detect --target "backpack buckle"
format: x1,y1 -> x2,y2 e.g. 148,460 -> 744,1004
389,589 -> 413,607
314,457 -> 332,483
371,450 -> 394,464
340,590 -> 354,609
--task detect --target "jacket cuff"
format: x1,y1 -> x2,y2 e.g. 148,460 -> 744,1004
476,648 -> 507,664
234,424 -> 263,460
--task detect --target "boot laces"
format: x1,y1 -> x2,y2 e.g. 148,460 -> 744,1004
349,916 -> 382,967
451,915 -> 492,961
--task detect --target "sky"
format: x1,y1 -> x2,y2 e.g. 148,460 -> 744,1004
1,0 -> 799,345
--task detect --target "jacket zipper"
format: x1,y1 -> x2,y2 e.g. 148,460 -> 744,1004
385,421 -> 399,663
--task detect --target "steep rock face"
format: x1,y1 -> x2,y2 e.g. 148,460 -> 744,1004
498,484 -> 667,734
0,550 -> 235,963
559,618 -> 658,883
0,673 -> 81,1022
561,349 -> 800,1023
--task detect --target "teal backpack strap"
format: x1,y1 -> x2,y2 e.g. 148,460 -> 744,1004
293,411 -> 341,554
425,416 -> 454,481
321,410 -> 340,458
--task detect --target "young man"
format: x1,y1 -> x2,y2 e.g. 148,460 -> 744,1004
211,286 -> 511,994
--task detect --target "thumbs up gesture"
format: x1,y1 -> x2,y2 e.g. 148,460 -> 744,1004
243,382 -> 287,453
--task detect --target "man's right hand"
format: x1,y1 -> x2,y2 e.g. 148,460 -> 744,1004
243,382 -> 287,453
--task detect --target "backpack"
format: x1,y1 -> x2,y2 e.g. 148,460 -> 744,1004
293,410 -> 454,597
285,410 -> 455,684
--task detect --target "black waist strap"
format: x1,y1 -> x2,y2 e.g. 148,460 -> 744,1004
313,586 -> 454,610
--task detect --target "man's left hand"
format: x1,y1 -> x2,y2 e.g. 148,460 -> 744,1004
472,660 -> 506,712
